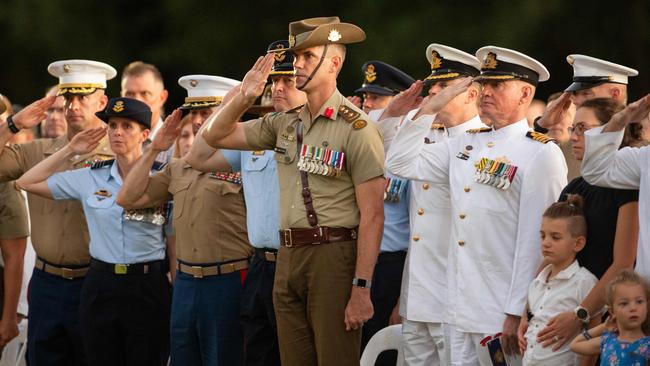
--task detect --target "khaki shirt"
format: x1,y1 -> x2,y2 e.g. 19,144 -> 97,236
145,159 -> 253,263
243,89 -> 385,229
0,136 -> 114,265
0,182 -> 29,239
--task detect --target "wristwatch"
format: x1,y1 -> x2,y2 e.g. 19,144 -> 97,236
352,277 -> 372,289
574,306 -> 590,325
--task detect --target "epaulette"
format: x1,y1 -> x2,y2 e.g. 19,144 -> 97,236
466,127 -> 492,134
286,104 -> 304,113
338,105 -> 368,130
526,131 -> 555,144
152,161 -> 167,171
90,159 -> 114,169
431,123 -> 445,131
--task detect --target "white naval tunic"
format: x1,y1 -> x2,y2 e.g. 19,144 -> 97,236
582,126 -> 650,279
386,117 -> 567,334
398,113 -> 486,324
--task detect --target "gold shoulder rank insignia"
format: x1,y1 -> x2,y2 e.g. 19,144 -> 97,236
526,131 -> 555,144
338,105 -> 360,123
466,127 -> 492,134
352,119 -> 367,130
431,123 -> 445,130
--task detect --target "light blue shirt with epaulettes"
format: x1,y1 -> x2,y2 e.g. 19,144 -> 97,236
380,173 -> 410,252
47,160 -> 166,264
237,150 -> 281,250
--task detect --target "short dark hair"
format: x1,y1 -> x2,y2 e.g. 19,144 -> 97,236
121,61 -> 164,86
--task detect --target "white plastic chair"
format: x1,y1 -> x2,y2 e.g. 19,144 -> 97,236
0,319 -> 28,366
360,324 -> 405,366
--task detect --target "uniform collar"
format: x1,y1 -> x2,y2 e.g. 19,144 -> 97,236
298,89 -> 343,130
447,115 -> 484,137
490,118 -> 530,138
536,260 -> 580,282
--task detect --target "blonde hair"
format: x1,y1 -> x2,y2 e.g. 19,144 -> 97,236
606,270 -> 650,334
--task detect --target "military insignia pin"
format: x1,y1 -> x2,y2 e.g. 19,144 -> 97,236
327,29 -> 342,42
112,101 -> 125,113
483,52 -> 498,69
430,51 -> 443,69
365,64 -> 377,83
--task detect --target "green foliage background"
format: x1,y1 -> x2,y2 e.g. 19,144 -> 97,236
1,0 -> 648,108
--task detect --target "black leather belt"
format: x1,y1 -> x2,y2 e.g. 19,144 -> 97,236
90,258 -> 164,275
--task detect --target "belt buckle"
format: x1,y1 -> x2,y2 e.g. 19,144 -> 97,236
114,264 -> 128,275
191,266 -> 204,278
283,229 -> 293,247
60,267 -> 74,280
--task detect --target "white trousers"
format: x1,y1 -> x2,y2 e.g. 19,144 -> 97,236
402,319 -> 449,366
447,325 -> 522,366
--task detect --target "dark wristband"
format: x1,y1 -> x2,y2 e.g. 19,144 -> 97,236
6,115 -> 20,134
533,116 -> 549,134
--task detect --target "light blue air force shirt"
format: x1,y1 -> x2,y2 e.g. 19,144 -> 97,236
380,173 -> 410,252
47,161 -> 166,264
235,150 -> 280,250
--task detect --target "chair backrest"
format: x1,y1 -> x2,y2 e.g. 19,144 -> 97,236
360,324 -> 404,366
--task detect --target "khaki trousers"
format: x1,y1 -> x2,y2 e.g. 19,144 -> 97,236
273,240 -> 359,366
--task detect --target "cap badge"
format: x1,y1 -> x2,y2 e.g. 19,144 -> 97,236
189,80 -> 198,87
274,44 -> 287,62
112,101 -> 124,113
63,64 -> 71,73
430,51 -> 443,70
483,52 -> 498,69
327,29 -> 342,42
365,64 -> 377,83
288,34 -> 296,48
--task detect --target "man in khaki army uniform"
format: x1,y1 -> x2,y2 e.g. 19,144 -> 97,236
193,17 -> 385,366
0,60 -> 116,365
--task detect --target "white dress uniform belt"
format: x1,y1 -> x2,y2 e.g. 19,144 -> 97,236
35,257 -> 89,280
177,258 -> 249,278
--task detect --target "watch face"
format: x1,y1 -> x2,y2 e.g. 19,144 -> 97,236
577,308 -> 589,320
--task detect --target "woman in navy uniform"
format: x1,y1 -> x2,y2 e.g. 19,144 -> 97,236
16,97 -> 171,365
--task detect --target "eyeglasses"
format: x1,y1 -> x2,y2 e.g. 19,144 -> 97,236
567,122 -> 599,137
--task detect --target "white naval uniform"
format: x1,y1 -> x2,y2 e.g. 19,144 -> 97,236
387,116 -> 566,365
395,112 -> 485,366
582,126 -> 650,278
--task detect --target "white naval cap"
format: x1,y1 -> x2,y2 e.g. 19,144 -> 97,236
178,75 -> 240,109
47,59 -> 117,96
425,44 -> 481,81
475,46 -> 550,85
565,54 -> 638,92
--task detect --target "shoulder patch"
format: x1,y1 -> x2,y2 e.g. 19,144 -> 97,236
526,131 -> 556,144
466,127 -> 492,134
152,161 -> 167,171
338,105 -> 361,123
431,123 -> 445,131
90,159 -> 114,169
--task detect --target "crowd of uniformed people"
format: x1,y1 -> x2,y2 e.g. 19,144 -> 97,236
1,15 -> 650,366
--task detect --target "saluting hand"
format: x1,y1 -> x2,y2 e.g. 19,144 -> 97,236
68,127 -> 106,155
152,109 -> 183,152
12,95 -> 57,129
536,92 -> 573,129
382,80 -> 424,119
418,77 -> 473,116
240,54 -> 275,102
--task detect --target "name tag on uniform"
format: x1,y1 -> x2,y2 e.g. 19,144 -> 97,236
297,144 -> 345,177
473,157 -> 518,190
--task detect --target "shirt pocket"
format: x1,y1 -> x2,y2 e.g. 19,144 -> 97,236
169,179 -> 192,220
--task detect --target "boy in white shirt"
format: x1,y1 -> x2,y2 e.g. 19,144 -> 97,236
519,194 -> 598,365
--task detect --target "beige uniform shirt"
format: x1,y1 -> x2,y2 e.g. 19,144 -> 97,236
0,181 -> 29,239
243,89 -> 385,229
0,136 -> 114,265
145,159 -> 253,263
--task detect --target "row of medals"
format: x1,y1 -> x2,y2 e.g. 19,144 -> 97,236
473,157 -> 518,190
297,144 -> 346,176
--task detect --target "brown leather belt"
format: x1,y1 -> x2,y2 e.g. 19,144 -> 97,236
177,259 -> 249,278
279,227 -> 358,247
35,258 -> 89,280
